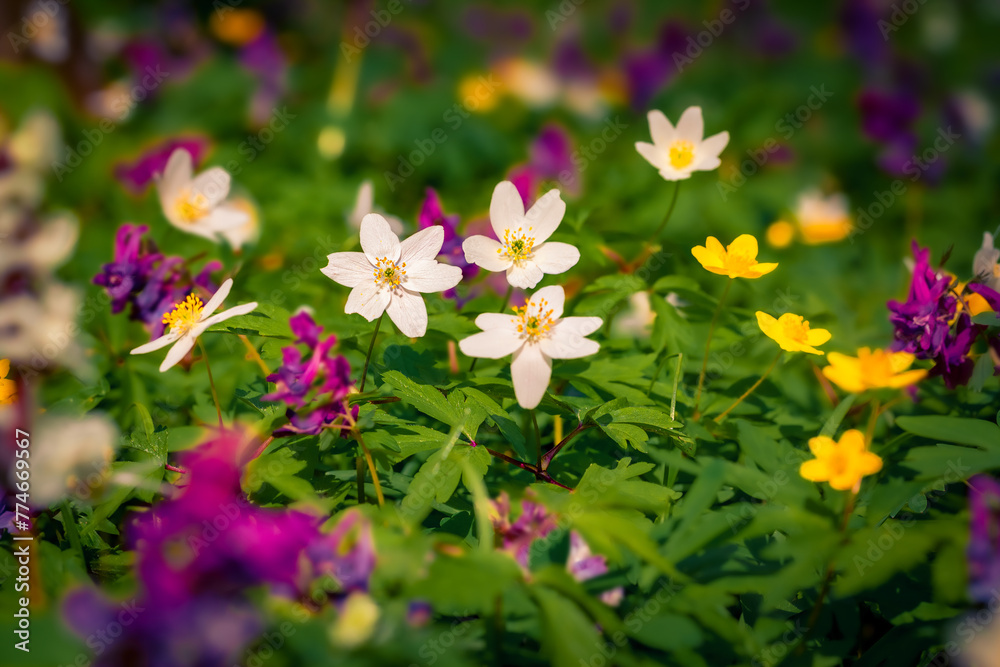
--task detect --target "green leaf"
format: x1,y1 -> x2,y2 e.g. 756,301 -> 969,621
213,302 -> 294,338
531,586 -> 604,667
409,551 -> 523,615
896,415 -> 1000,449
381,370 -> 461,426
244,447 -> 307,494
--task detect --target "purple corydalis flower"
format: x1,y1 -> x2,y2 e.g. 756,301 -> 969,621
969,475 -> 1000,603
418,188 -> 476,280
888,241 -> 958,360
858,89 -> 921,145
92,224 -> 160,313
114,137 -> 211,194
239,30 -> 289,127
507,124 -> 579,208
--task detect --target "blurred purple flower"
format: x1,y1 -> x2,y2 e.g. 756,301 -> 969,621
968,475 -> 1000,603
624,21 -> 687,111
507,124 -> 579,208
840,0 -> 891,64
418,188 -> 478,289
858,88 -> 920,145
114,137 -> 211,194
239,30 -> 289,127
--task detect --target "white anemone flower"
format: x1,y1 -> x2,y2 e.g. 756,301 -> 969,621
348,180 -> 404,234
130,278 -> 258,372
155,149 -> 248,242
322,213 -> 463,338
459,285 -> 601,409
974,232 -> 1000,291
635,106 -> 729,181
462,181 -> 579,290
29,414 -> 117,508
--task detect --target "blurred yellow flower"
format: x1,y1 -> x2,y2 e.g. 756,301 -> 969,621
691,234 -> 778,279
800,429 -> 882,491
329,592 -> 380,648
765,220 -> 795,249
822,347 -> 927,393
0,359 -> 15,405
794,190 -> 853,245
209,9 -> 266,46
756,311 -> 830,355
458,73 -> 501,113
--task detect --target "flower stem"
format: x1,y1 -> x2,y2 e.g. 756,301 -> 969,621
198,339 -> 223,428
355,430 -> 384,507
714,350 -> 782,422
865,398 -> 881,446
531,410 -> 542,469
651,181 -> 681,239
541,422 -> 594,470
239,334 -> 270,375
355,456 -> 365,504
470,284 -> 514,373
60,500 -> 87,570
359,314 -> 383,392
693,277 -> 733,418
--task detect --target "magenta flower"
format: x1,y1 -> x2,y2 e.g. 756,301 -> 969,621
888,242 -> 959,360
968,475 -> 1000,603
507,124 -> 579,207
417,188 -> 478,290
114,137 -> 211,194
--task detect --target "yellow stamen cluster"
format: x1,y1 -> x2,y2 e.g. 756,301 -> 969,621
513,297 -> 554,342
498,227 -> 536,264
162,294 -> 204,335
173,190 -> 210,223
373,257 -> 406,289
668,140 -> 695,169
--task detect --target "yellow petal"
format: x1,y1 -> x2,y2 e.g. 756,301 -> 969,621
885,368 -> 928,388
705,236 -> 725,258
728,234 -> 759,259
800,459 -> 830,482
750,262 -> 779,277
807,435 -> 836,457
822,357 -> 865,393
856,451 -> 883,476
755,311 -> 777,339
0,359 -> 9,378
829,472 -> 859,491
806,328 -> 832,347
692,245 -> 724,271
838,429 -> 868,455
886,351 -> 915,373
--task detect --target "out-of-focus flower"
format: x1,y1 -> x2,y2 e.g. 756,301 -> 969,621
407,601 -> 433,628
613,292 -> 655,339
209,8 -> 266,46
789,190 -> 853,245
494,58 -> 560,108
635,106 -> 729,181
508,124 -> 580,205
460,285 -> 601,409
348,180 -> 404,234
330,593 -> 381,649
756,312 -> 831,356
568,532 -> 623,606
822,347 -> 927,393
155,149 -> 248,242
28,414 -> 117,507
323,214 -> 462,338
463,181 -> 577,290
418,188 -> 475,281
114,137 -> 211,195
968,475 -> 1000,604
800,430 -> 882,491
130,279 -> 258,372
0,283 -> 86,374
0,211 -> 78,275
0,360 -> 15,405
974,232 -> 1000,292
692,235 -> 778,279
218,195 -> 261,250
765,220 -> 796,249
239,29 -> 289,127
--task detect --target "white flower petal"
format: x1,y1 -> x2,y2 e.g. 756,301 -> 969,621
459,329 -> 524,359
554,316 -> 603,338
506,262 -> 544,289
463,235 -> 511,272
647,109 -> 676,147
635,141 -> 669,173
675,106 -> 704,142
490,180 -> 525,238
541,332 -> 600,360
191,167 -> 232,208
350,180 -> 374,227
160,335 -> 197,372
475,313 -> 519,331
201,205 -> 249,232
386,289 -> 428,337
359,214 -> 401,265
523,189 -> 566,244
405,260 -> 463,293
158,148 -> 192,199
400,225 -> 445,262
511,344 -> 551,409
527,284 -> 565,319
323,252 -> 374,288
199,278 -> 233,320
697,131 -> 730,161
345,283 -> 391,321
532,242 -> 580,275
131,332 -> 180,355
196,302 -> 259,332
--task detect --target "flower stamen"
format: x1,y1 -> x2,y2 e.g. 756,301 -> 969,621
668,140 -> 695,169
173,190 -> 210,224
513,297 -> 555,342
498,227 -> 536,264
373,257 -> 406,289
162,294 -> 204,335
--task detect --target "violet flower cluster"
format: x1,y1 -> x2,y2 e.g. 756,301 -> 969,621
93,224 -> 222,337
968,475 -> 1000,604
888,242 -> 1000,388
63,432 -> 375,667
264,311 -> 356,436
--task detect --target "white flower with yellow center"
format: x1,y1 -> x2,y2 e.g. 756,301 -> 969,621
635,106 -> 729,181
459,285 -> 602,409
462,181 -> 579,289
322,214 -> 463,338
130,279 -> 258,372
155,149 -> 248,242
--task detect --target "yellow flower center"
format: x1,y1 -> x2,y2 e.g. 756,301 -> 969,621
668,140 -> 695,169
173,190 -> 210,223
724,249 -> 757,275
779,315 -> 811,344
498,228 -> 536,264
162,294 -> 204,335
373,257 -> 406,289
513,297 -> 555,342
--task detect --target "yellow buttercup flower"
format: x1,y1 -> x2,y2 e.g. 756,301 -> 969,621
765,220 -> 795,249
691,234 -> 778,279
800,429 -> 883,491
822,347 -> 927,393
756,311 -> 830,355
0,359 -> 15,405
